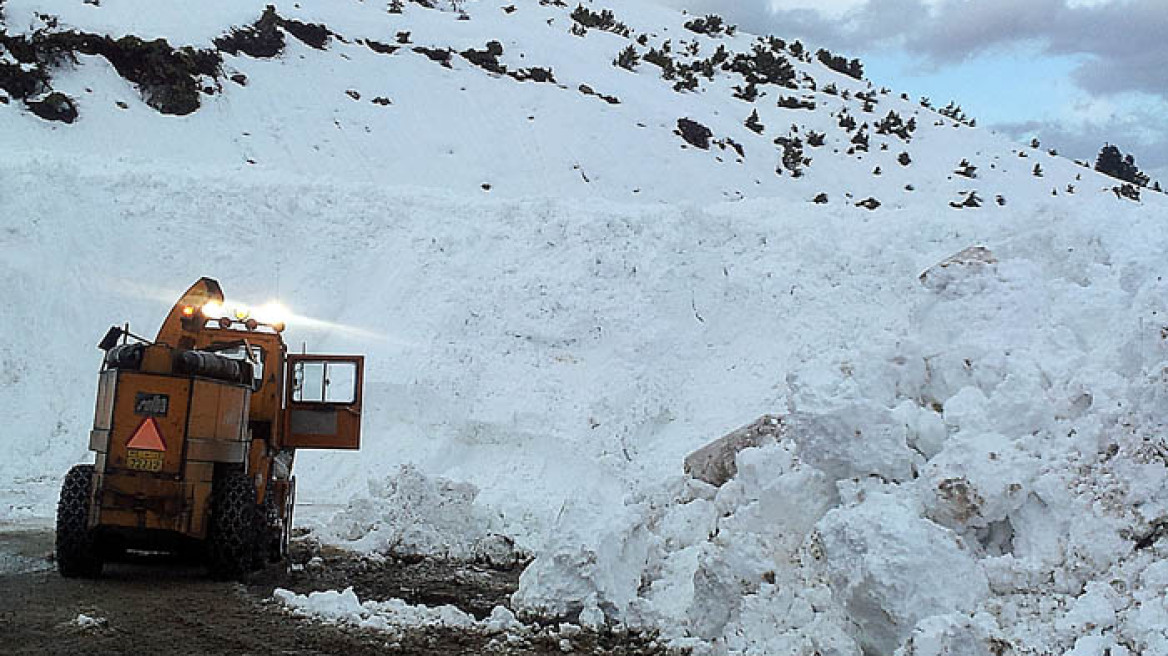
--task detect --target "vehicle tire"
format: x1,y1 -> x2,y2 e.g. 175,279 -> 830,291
56,464 -> 103,578
279,477 -> 295,562
251,485 -> 279,568
207,471 -> 258,580
256,478 -> 294,565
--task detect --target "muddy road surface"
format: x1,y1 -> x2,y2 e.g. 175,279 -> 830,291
0,528 -> 677,656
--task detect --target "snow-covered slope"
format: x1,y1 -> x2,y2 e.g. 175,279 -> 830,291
3,1 -> 1168,654
0,0 -> 1123,206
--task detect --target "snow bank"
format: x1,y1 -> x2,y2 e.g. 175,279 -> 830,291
3,154 -> 1167,654
3,153 -> 1167,652
316,464 -> 524,565
273,586 -> 482,633
512,213 -> 1168,654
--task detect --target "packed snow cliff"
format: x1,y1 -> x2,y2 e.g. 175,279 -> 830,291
2,0 -> 1167,654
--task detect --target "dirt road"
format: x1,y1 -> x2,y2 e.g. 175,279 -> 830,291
0,528 -> 675,656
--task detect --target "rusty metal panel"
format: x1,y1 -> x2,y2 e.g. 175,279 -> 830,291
89,430 -> 109,453
187,379 -> 221,440
182,461 -> 215,483
140,344 -> 174,374
289,409 -> 337,435
187,438 -> 248,463
93,369 -> 117,431
96,474 -> 190,533
108,372 -> 190,476
217,386 -> 249,439
88,466 -> 103,528
189,481 -> 212,538
188,380 -> 250,441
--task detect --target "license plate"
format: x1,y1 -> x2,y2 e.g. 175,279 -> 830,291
126,449 -> 163,472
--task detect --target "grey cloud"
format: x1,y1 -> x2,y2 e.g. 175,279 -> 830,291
919,0 -> 1168,97
993,116 -> 1168,187
1072,54 -> 1168,97
660,0 -> 1168,98
901,0 -> 1062,58
648,0 -> 1168,176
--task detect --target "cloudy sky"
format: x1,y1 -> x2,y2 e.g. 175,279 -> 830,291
655,0 -> 1168,186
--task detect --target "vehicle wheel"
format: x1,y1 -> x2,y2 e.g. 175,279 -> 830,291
56,464 -> 103,578
257,478 -> 294,564
252,484 -> 280,568
207,471 -> 258,580
279,477 -> 296,562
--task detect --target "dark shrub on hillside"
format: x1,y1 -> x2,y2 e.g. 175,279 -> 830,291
643,48 -> 675,78
774,135 -> 807,176
733,82 -> 759,102
745,109 -> 764,134
1095,144 -> 1150,187
850,127 -> 869,152
614,44 -> 639,70
684,14 -> 733,37
950,191 -> 982,209
676,118 -> 712,149
727,44 -> 795,88
27,91 -> 77,122
837,110 -> 856,132
673,69 -> 699,92
1113,183 -> 1141,201
461,41 -> 506,74
413,46 -> 453,67
570,5 -> 630,36
815,48 -> 862,79
875,110 -> 915,141
215,6 -> 284,57
777,95 -> 815,110
2,31 -> 220,115
281,17 -> 331,49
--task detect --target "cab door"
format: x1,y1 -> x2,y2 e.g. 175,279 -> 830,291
282,354 -> 364,449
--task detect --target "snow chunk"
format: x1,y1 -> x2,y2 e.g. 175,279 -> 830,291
684,408 -> 918,488
72,613 -> 108,630
814,492 -> 989,654
321,465 -> 521,563
273,586 -> 478,631
893,613 -> 1007,656
786,405 -> 918,483
516,443 -> 849,649
918,246 -> 998,296
511,497 -> 653,621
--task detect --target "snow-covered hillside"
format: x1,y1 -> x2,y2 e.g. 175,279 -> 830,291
1,0 -> 1137,206
3,1 -> 1168,654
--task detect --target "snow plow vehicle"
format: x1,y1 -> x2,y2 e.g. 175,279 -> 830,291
56,278 -> 364,579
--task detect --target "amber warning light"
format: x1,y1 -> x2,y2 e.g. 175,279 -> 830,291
198,300 -> 287,332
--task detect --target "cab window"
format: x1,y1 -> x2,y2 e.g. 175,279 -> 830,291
292,360 -> 357,404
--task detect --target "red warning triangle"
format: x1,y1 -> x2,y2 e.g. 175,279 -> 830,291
126,417 -> 166,451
